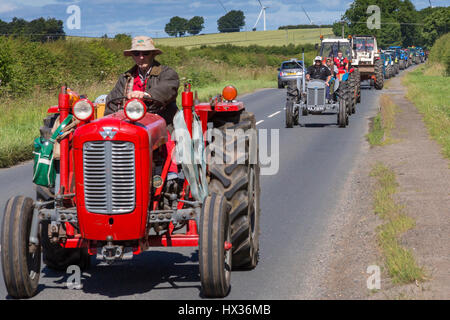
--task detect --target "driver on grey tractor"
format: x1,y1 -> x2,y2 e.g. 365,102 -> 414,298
105,35 -> 180,126
306,56 -> 332,100
305,56 -> 331,84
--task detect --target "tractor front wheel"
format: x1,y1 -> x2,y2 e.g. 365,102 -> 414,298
1,196 -> 41,298
285,100 -> 294,128
278,80 -> 284,89
199,193 -> 232,298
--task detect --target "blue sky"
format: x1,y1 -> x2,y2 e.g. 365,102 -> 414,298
0,0 -> 447,38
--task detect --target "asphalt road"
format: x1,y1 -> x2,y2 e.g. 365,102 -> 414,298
0,82 -> 381,300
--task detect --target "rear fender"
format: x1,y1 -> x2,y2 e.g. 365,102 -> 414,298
47,105 -> 59,113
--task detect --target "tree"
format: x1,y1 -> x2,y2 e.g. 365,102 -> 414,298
165,16 -> 188,37
332,0 -> 421,47
422,7 -> 450,47
217,10 -> 245,33
187,16 -> 204,35
114,33 -> 131,42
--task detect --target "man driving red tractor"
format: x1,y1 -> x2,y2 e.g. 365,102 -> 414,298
106,35 -> 179,176
105,36 -> 179,126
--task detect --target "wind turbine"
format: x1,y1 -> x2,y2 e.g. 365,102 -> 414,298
217,0 -> 228,13
253,0 -> 268,31
302,6 -> 314,25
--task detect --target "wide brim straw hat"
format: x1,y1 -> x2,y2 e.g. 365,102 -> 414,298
123,36 -> 163,56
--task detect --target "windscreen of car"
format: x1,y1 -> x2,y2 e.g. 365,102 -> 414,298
320,42 -> 351,58
353,38 -> 375,52
282,62 -> 302,69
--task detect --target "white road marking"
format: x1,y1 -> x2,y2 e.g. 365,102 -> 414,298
256,120 -> 264,125
268,111 -> 281,118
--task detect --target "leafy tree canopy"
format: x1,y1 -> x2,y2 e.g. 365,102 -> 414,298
165,16 -> 188,37
217,10 -> 245,33
187,16 -> 205,35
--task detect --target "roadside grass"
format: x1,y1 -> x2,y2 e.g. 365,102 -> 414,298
0,59 -> 276,168
154,28 -> 332,48
370,163 -> 425,284
367,95 -> 398,146
403,64 -> 450,160
0,82 -> 114,168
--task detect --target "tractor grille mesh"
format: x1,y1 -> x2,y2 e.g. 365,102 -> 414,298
307,87 -> 325,106
83,141 -> 135,214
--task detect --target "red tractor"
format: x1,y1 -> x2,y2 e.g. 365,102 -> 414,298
1,83 -> 260,298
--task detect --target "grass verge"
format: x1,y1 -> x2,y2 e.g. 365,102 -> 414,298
367,95 -> 398,146
370,162 -> 425,284
403,64 -> 450,160
154,28 -> 332,47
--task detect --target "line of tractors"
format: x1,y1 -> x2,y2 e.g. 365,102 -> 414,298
1,34 -> 427,300
285,35 -> 427,128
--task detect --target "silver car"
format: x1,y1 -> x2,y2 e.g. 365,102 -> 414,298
278,59 -> 304,89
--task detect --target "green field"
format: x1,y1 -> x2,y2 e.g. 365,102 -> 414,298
154,28 -> 332,47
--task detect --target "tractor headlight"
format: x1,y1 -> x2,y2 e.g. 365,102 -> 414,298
73,99 -> 94,121
124,99 -> 146,121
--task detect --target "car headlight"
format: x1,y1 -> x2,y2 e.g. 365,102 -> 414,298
73,99 -> 94,121
124,99 -> 146,121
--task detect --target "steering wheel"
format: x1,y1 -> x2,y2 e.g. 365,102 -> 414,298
106,94 -> 163,113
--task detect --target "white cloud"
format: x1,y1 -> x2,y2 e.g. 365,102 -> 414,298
0,3 -> 17,13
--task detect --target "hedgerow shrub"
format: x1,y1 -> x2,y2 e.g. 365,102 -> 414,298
0,36 -> 316,97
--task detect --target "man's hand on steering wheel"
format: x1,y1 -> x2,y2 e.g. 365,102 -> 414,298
127,91 -> 150,100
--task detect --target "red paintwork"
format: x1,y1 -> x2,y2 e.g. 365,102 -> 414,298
47,105 -> 59,113
148,234 -> 198,247
72,110 -> 167,241
194,102 -> 243,112
58,88 -> 70,194
64,238 -> 89,248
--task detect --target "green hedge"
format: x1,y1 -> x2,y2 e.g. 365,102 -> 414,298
0,37 -> 316,97
427,32 -> 450,76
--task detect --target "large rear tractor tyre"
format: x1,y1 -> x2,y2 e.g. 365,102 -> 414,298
399,60 -> 406,70
337,98 -> 347,128
1,196 -> 41,298
199,193 -> 232,298
208,111 -> 261,270
354,68 -> 361,103
374,60 -> 384,90
340,81 -> 351,115
349,73 -> 357,114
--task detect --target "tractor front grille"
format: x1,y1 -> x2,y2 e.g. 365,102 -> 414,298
83,141 -> 135,214
307,87 -> 325,106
